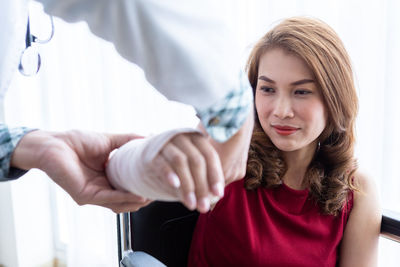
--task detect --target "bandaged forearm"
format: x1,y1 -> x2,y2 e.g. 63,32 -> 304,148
106,128 -> 201,201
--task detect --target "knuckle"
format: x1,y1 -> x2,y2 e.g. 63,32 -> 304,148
180,181 -> 194,193
171,154 -> 186,167
159,164 -> 172,177
195,187 -> 208,198
190,134 -> 203,143
171,134 -> 185,143
193,178 -> 208,195
201,147 -> 220,166
189,153 -> 205,166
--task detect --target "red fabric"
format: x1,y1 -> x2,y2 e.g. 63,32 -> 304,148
188,179 -> 353,267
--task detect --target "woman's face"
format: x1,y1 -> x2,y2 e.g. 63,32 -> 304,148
255,48 -> 327,153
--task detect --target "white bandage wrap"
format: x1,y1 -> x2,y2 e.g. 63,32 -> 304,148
106,128 -> 201,201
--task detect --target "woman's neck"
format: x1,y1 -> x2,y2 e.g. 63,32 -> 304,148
281,141 -> 317,190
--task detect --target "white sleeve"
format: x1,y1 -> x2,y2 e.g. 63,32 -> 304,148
36,0 -> 242,111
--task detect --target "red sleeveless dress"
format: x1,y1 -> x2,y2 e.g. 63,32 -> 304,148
188,179 -> 353,267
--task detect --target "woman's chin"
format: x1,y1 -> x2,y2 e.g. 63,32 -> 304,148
271,141 -> 299,152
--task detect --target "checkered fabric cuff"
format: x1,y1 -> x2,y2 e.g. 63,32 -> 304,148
0,125 -> 34,180
196,71 -> 253,143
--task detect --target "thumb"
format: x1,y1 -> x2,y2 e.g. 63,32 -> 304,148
107,132 -> 144,150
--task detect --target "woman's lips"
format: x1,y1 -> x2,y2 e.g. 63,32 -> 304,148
272,125 -> 299,136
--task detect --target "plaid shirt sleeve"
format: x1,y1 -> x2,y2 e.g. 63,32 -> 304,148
196,71 -> 253,143
0,124 -> 33,181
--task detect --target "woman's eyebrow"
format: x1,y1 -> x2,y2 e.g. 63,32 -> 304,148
290,79 -> 315,86
258,76 -> 314,86
258,75 -> 275,83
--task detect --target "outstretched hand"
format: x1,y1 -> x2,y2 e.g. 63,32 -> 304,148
12,130 -> 151,213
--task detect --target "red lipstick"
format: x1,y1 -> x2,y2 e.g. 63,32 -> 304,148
273,125 -> 299,136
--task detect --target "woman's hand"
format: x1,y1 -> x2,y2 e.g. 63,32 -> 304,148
155,132 -> 224,213
156,111 -> 254,213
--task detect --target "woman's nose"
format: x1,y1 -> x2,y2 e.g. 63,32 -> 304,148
273,96 -> 294,119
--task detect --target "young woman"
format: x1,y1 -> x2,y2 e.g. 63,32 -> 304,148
188,17 -> 381,267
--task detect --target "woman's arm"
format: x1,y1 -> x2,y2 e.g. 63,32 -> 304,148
339,171 -> 381,267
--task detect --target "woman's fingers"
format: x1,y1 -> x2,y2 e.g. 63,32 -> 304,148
160,133 -> 224,213
190,134 -> 224,197
153,153 -> 181,189
161,141 -> 197,210
172,134 -> 210,213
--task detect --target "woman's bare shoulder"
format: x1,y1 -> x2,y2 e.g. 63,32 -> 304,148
352,169 -> 376,194
351,169 -> 381,220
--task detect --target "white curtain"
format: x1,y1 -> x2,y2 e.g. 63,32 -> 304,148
3,0 -> 399,266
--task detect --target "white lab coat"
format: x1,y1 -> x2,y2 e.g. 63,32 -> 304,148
1,0 -> 243,113
0,0 -> 29,119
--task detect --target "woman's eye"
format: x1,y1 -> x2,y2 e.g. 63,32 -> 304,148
295,89 -> 312,95
260,86 -> 275,93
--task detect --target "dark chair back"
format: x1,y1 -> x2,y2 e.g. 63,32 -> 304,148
131,201 -> 199,267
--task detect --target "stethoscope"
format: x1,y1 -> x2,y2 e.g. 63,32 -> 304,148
18,14 -> 54,76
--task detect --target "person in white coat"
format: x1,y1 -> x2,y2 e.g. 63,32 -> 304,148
0,0 -> 254,213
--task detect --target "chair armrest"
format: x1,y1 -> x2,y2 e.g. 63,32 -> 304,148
381,209 -> 400,243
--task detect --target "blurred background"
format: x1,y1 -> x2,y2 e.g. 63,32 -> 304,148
0,0 -> 398,266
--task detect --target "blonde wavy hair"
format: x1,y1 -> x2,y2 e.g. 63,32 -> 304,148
245,17 -> 358,215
